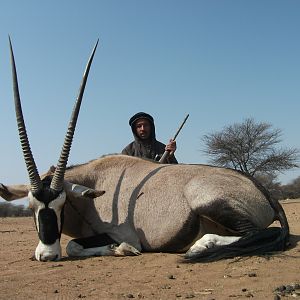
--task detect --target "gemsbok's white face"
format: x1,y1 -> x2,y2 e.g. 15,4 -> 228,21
29,188 -> 66,261
9,37 -> 99,261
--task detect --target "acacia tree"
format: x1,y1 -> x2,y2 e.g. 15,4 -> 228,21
202,118 -> 299,177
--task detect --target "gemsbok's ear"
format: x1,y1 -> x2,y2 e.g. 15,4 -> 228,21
40,165 -> 56,179
63,181 -> 105,199
0,183 -> 30,201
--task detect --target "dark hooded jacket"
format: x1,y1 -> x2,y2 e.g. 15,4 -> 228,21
121,112 -> 178,164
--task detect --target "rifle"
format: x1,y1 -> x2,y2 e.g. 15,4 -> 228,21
158,114 -> 189,163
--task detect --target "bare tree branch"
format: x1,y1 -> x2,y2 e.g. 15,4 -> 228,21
202,118 -> 299,177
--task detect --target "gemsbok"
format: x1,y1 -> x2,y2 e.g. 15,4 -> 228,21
0,38 -> 289,262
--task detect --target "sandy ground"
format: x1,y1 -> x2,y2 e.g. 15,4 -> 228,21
1,200 -> 300,300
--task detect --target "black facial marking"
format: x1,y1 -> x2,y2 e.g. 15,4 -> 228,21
33,177 -> 64,245
33,177 -> 60,205
60,206 -> 65,237
38,208 -> 60,245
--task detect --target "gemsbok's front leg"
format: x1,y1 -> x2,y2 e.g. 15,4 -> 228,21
66,236 -> 141,257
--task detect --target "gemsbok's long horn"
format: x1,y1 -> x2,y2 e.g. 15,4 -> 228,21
50,39 -> 99,192
9,36 -> 42,194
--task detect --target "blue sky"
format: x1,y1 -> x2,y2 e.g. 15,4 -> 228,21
1,1 -> 299,206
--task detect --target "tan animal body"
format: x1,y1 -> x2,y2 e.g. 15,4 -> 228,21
1,39 -> 289,262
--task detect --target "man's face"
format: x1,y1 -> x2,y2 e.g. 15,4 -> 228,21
134,118 -> 151,140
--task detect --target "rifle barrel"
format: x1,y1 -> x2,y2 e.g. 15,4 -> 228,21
172,114 -> 189,141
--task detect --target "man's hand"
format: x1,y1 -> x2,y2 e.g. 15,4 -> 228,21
165,139 -> 177,156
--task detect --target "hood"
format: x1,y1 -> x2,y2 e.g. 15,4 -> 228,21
129,112 -> 156,141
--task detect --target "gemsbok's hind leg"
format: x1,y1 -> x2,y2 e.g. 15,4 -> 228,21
185,234 -> 241,258
65,234 -> 141,258
184,211 -> 256,259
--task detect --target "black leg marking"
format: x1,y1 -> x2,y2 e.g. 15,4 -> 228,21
72,234 -> 117,249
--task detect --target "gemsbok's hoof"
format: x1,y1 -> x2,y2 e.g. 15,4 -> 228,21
113,242 -> 141,256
